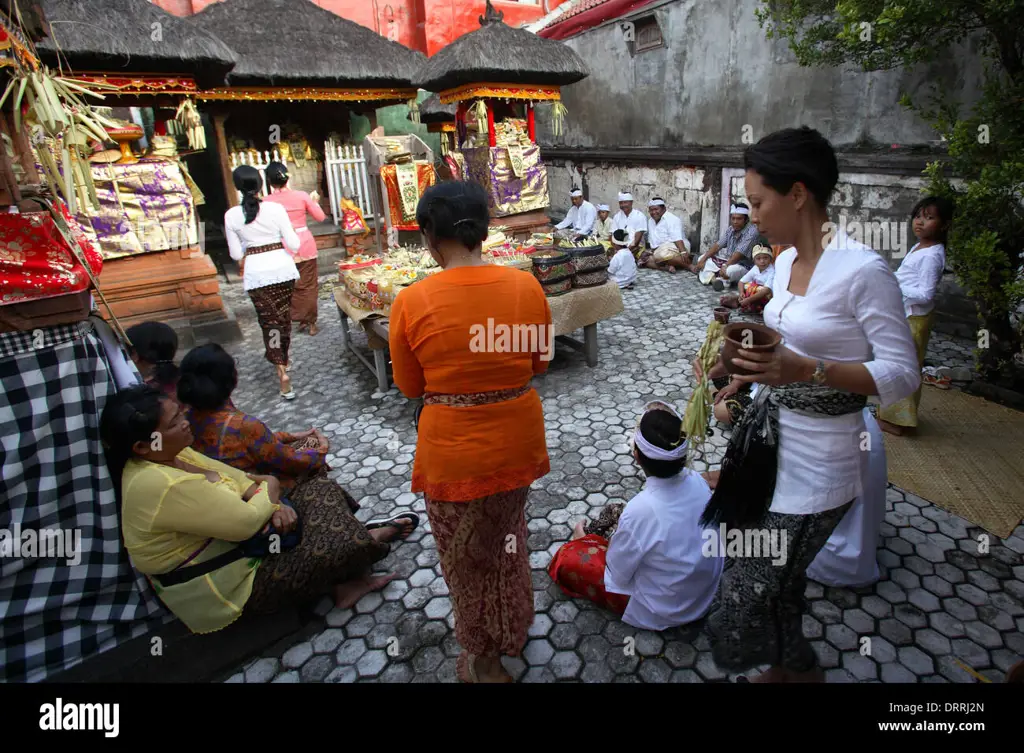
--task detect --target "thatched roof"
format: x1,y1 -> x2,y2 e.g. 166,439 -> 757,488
416,0 -> 589,92
2,0 -> 49,41
416,93 -> 456,124
35,0 -> 237,88
189,0 -> 424,89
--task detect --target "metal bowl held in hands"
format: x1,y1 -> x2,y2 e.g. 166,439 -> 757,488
720,322 -> 781,376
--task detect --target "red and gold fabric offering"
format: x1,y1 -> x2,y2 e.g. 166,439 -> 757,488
380,162 -> 437,231
0,200 -> 102,306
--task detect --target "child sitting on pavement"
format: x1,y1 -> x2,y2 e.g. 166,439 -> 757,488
608,229 -> 638,289
719,244 -> 775,314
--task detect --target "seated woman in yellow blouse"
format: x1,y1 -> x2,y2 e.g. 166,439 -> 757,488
100,384 -> 395,634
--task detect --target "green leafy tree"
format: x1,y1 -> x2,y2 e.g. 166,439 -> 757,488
756,0 -> 1024,388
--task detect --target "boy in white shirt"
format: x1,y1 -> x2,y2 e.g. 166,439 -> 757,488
607,229 -> 638,289
548,402 -> 724,631
719,244 -> 774,314
592,204 -> 614,245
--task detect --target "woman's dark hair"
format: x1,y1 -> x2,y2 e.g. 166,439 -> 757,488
265,161 -> 289,190
233,165 -> 262,224
415,181 -> 490,250
635,410 -> 687,478
911,195 -> 955,242
125,321 -> 179,389
100,384 -> 164,510
743,126 -> 839,208
177,343 -> 238,411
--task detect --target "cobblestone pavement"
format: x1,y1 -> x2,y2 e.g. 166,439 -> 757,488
213,264 -> 1024,684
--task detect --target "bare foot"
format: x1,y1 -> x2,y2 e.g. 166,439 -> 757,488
457,651 -> 513,683
368,515 -> 417,543
333,573 -> 397,609
878,419 -> 904,436
571,520 -> 587,540
701,470 -> 720,489
667,266 -> 677,274
308,323 -> 319,336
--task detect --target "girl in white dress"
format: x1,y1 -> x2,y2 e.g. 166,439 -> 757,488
700,126 -> 921,683
877,196 -> 953,435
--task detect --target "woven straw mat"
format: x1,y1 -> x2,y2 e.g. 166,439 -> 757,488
882,387 -> 1024,539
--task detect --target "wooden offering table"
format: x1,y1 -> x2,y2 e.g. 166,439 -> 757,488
334,280 -> 624,392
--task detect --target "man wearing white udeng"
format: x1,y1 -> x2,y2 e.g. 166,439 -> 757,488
610,192 -> 646,259
641,197 -> 693,273
694,201 -> 759,286
553,188 -> 597,241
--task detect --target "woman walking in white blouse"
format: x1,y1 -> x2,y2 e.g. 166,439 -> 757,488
225,165 -> 301,399
877,196 -> 953,436
700,127 -> 921,683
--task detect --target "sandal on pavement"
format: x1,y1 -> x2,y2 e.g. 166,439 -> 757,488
366,512 -> 420,538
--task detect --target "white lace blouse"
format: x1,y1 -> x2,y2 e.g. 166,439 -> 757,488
760,230 -> 921,515
224,202 -> 301,292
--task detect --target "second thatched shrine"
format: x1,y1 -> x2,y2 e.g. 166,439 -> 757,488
416,0 -> 589,235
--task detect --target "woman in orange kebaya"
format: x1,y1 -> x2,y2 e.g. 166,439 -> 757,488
389,181 -> 552,683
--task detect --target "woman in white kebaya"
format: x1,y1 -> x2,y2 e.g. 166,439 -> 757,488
878,196 -> 953,436
700,127 -> 920,683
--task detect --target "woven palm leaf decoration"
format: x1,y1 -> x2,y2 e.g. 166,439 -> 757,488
551,102 -> 568,138
681,320 -> 725,466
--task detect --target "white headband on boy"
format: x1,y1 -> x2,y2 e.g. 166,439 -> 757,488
753,246 -> 773,258
597,204 -> 609,212
633,427 -> 688,461
730,205 -> 750,216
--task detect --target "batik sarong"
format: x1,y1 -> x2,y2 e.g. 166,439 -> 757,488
248,281 -> 294,365
425,487 -> 534,657
290,259 -> 318,327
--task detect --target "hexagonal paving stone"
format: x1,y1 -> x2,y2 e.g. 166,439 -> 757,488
803,613 -> 824,640
324,666 -> 358,684
810,600 -> 843,624
528,614 -> 554,638
921,575 -> 954,598
893,603 -> 928,629
866,635 -> 897,664
890,568 -> 921,591
379,662 -> 415,683
914,628 -> 952,657
424,597 -> 452,620
550,651 -> 584,680
312,629 -> 345,654
861,595 -> 893,619
825,668 -> 857,683
898,646 -> 935,676
694,652 -> 726,681
843,609 -> 875,635
522,666 -> 557,683
928,612 -> 967,639
950,639 -> 991,670
417,620 -> 448,647
346,614 -> 375,638
903,556 -> 935,577
282,641 -> 314,670
943,597 -> 978,622
402,587 -> 432,610
412,646 -> 444,674
550,623 -> 582,650
955,583 -> 990,607
244,658 -> 279,683
356,650 -> 388,678
581,663 -> 615,683
634,631 -> 664,657
638,657 -> 672,683
876,581 -> 908,605
963,620 -> 1003,649
880,663 -> 918,683
300,655 -> 334,683
812,641 -> 840,669
879,618 -> 914,646
576,610 -> 609,636
825,624 -> 859,652
842,652 -> 878,681
335,639 -> 368,666
935,562 -> 967,584
325,608 -> 354,628
523,639 -> 556,666
549,600 -> 579,624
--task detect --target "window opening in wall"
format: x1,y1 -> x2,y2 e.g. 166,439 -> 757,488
624,14 -> 664,56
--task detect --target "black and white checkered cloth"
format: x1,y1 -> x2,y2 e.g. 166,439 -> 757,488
0,320 -> 168,682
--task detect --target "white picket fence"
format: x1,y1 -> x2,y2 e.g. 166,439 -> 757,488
324,139 -> 374,226
229,149 -> 282,201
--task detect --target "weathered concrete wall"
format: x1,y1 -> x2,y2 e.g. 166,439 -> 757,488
537,0 -> 984,150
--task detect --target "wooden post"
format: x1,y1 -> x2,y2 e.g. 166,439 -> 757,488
486,101 -> 496,148
526,101 -> 536,142
212,111 -> 237,208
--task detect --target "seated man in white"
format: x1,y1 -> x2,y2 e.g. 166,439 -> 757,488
608,229 -> 638,289
694,201 -> 759,286
640,197 -> 693,273
553,188 -> 597,241
610,192 -> 647,261
549,402 -> 723,631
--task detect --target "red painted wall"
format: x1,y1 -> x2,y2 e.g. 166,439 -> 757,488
151,0 -> 571,55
